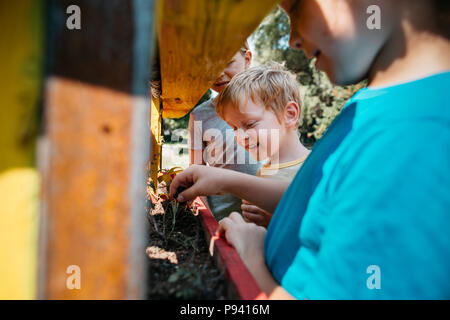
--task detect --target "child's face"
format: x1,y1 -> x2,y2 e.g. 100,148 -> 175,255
223,99 -> 287,162
212,51 -> 251,93
281,0 -> 393,85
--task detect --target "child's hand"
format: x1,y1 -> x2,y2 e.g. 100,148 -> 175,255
241,200 -> 273,228
216,212 -> 266,268
169,165 -> 230,202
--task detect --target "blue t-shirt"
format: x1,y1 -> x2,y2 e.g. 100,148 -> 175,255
265,72 -> 450,299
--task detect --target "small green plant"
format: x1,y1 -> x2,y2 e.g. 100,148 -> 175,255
171,200 -> 179,232
147,166 -> 190,240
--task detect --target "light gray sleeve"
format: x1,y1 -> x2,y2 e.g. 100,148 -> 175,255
188,112 -> 203,150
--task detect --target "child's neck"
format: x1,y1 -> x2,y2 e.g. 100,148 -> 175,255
267,132 -> 309,166
369,16 -> 450,88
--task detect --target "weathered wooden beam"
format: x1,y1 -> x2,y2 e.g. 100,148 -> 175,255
157,0 -> 279,118
40,0 -> 155,299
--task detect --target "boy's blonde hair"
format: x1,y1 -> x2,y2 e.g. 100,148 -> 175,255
216,64 -> 302,125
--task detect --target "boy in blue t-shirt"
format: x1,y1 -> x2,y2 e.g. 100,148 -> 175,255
170,0 -> 450,299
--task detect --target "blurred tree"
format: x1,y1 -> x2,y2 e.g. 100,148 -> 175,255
251,6 -> 366,148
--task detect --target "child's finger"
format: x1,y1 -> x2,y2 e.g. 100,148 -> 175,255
215,217 -> 230,236
211,218 -> 229,256
241,203 -> 263,214
218,217 -> 242,248
242,211 -> 265,225
170,166 -> 197,198
177,185 -> 200,202
215,222 -> 224,237
228,211 -> 244,223
169,173 -> 183,198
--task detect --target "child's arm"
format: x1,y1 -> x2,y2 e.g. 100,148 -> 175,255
169,165 -> 289,214
188,113 -> 205,165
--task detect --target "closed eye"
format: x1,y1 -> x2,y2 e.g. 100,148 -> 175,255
227,59 -> 235,67
245,121 -> 257,129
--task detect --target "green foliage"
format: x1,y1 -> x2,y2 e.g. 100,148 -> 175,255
251,6 -> 366,148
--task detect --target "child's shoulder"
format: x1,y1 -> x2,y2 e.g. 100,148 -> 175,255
190,98 -> 229,130
191,98 -> 215,116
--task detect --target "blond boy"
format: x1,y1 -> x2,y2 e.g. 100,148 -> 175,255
216,65 -> 310,227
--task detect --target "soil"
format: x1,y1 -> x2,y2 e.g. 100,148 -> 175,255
146,182 -> 227,299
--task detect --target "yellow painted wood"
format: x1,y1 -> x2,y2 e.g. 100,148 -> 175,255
150,98 -> 162,187
0,0 -> 43,299
0,169 -> 40,300
157,0 -> 279,118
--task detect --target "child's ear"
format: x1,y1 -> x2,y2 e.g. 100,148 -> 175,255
244,50 -> 252,69
283,101 -> 300,128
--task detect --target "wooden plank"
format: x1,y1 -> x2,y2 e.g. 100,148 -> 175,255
0,0 -> 44,300
40,0 -> 155,299
157,0 -> 279,118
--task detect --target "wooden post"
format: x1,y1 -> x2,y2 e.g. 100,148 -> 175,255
150,98 -> 162,188
0,0 -> 44,300
39,0 -> 155,299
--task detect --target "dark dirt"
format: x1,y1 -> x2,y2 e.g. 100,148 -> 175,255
146,182 -> 227,300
